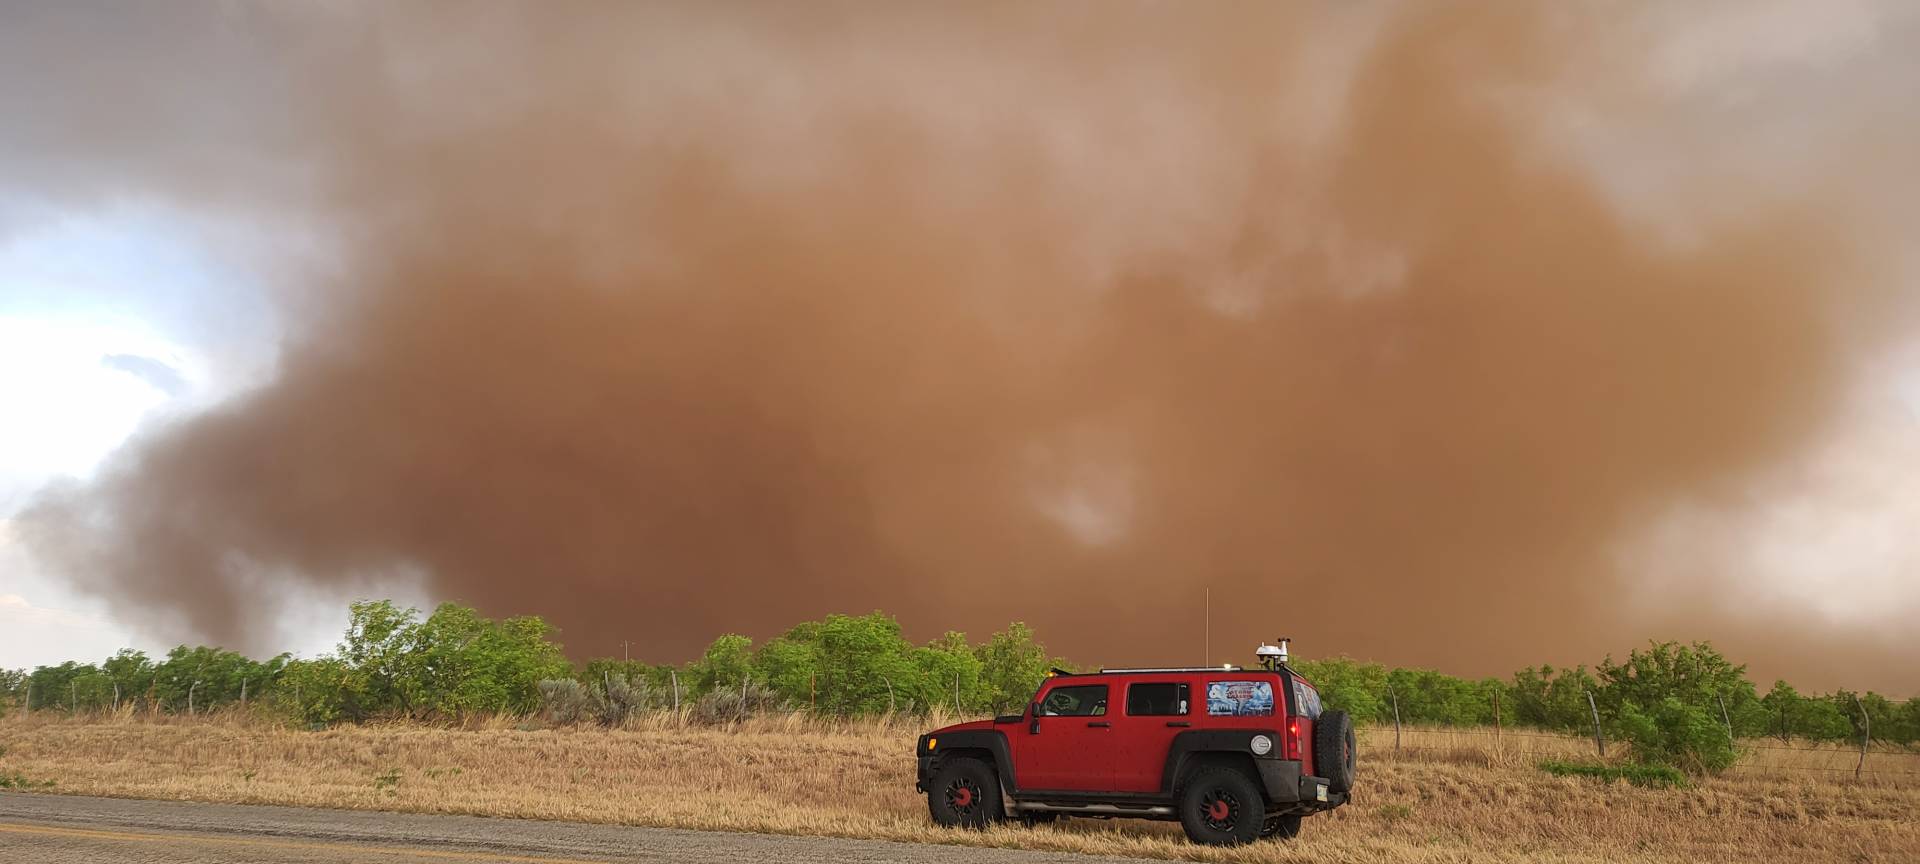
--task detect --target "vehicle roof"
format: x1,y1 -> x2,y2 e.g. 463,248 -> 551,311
1043,666 -> 1291,679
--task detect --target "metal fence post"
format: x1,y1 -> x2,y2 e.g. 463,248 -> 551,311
1586,690 -> 1606,758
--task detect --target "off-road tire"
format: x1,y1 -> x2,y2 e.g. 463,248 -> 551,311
927,757 -> 1002,829
1314,710 -> 1357,794
1260,814 -> 1302,840
1177,764 -> 1264,846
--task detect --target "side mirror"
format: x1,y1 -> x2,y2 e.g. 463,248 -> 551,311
1029,703 -> 1042,734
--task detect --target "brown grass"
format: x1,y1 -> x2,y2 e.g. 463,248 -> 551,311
2,711 -> 1916,863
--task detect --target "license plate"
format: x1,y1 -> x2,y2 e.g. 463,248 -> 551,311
1316,784 -> 1329,802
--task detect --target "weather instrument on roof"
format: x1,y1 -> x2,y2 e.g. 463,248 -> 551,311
1256,638 -> 1290,671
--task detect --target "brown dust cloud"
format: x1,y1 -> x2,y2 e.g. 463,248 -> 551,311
7,2 -> 1918,690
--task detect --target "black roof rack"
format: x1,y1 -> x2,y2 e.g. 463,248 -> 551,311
1095,666 -> 1246,674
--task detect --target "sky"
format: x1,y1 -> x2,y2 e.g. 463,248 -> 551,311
0,204 -> 365,666
1,1 -> 1918,687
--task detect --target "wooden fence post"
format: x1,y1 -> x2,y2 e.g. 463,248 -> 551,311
1492,690 -> 1502,746
883,676 -> 896,714
670,670 -> 681,713
954,672 -> 962,715
1853,694 -> 1869,781
1586,690 -> 1606,758
1389,685 -> 1402,756
1716,694 -> 1733,742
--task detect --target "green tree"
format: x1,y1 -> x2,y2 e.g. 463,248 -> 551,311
405,603 -> 571,717
1597,641 -> 1758,718
1510,664 -> 1600,731
689,634 -> 755,698
911,631 -> 986,715
1293,657 -> 1388,722
101,649 -> 156,711
975,622 -> 1058,714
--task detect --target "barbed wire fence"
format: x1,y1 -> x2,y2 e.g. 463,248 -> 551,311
1366,688 -> 1919,782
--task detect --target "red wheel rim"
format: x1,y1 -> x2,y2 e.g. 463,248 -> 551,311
945,778 -> 981,816
1201,788 -> 1239,830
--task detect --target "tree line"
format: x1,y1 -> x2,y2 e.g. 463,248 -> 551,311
4,601 -> 1912,767
0,600 -> 1063,724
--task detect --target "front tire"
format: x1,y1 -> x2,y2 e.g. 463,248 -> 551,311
927,757 -> 1002,829
1178,765 -> 1264,846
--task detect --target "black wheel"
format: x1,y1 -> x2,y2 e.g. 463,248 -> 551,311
1177,765 -> 1264,846
927,757 -> 1002,829
1260,814 -> 1302,840
1314,710 -> 1357,794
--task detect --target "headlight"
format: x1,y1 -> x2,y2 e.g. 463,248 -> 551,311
1250,734 -> 1273,756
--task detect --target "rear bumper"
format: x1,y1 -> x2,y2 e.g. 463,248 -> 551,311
1254,759 -> 1343,809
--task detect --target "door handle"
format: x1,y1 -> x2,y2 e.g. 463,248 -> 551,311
1166,721 -> 1192,728
1087,721 -> 1111,728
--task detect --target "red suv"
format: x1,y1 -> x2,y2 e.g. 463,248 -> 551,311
915,643 -> 1355,845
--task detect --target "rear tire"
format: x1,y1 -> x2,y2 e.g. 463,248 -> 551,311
1177,765 -> 1264,846
927,757 -> 1002,829
1260,814 -> 1302,840
1314,710 -> 1357,794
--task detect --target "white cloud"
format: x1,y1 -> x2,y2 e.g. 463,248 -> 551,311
1621,363 -> 1920,623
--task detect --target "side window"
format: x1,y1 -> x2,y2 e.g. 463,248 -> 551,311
1205,680 -> 1275,716
1038,684 -> 1109,717
1292,680 -> 1324,719
1125,682 -> 1190,716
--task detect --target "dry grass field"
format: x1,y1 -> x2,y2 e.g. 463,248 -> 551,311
2,711 -> 1916,863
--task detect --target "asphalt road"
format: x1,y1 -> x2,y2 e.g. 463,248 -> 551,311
0,793 -> 1140,864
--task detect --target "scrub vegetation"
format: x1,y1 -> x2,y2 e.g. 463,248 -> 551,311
4,601 -> 1912,780
0,711 -> 1914,863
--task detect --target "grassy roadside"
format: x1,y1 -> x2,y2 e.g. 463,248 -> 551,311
1,712 -> 1915,863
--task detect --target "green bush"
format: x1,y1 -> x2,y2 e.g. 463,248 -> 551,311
1615,697 -> 1737,774
1539,760 -> 1686,789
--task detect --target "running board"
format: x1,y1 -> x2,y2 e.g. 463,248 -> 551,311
1013,801 -> 1175,817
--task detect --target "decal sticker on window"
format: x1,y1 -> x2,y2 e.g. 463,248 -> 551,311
1205,681 -> 1274,716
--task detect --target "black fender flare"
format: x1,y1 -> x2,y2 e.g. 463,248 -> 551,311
1161,728 -> 1285,794
923,729 -> 1018,792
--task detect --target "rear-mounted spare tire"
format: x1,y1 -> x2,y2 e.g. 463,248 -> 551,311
1313,710 -> 1356,794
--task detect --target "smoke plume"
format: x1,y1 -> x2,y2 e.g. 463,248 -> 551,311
8,2 -> 1917,689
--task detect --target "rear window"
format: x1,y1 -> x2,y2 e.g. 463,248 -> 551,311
1039,684 -> 1108,716
1292,680 -> 1323,718
1205,680 -> 1275,716
1126,682 -> 1189,716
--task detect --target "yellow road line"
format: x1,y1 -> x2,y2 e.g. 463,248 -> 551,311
0,822 -> 614,864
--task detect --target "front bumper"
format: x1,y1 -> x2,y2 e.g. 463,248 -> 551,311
915,755 -> 934,792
